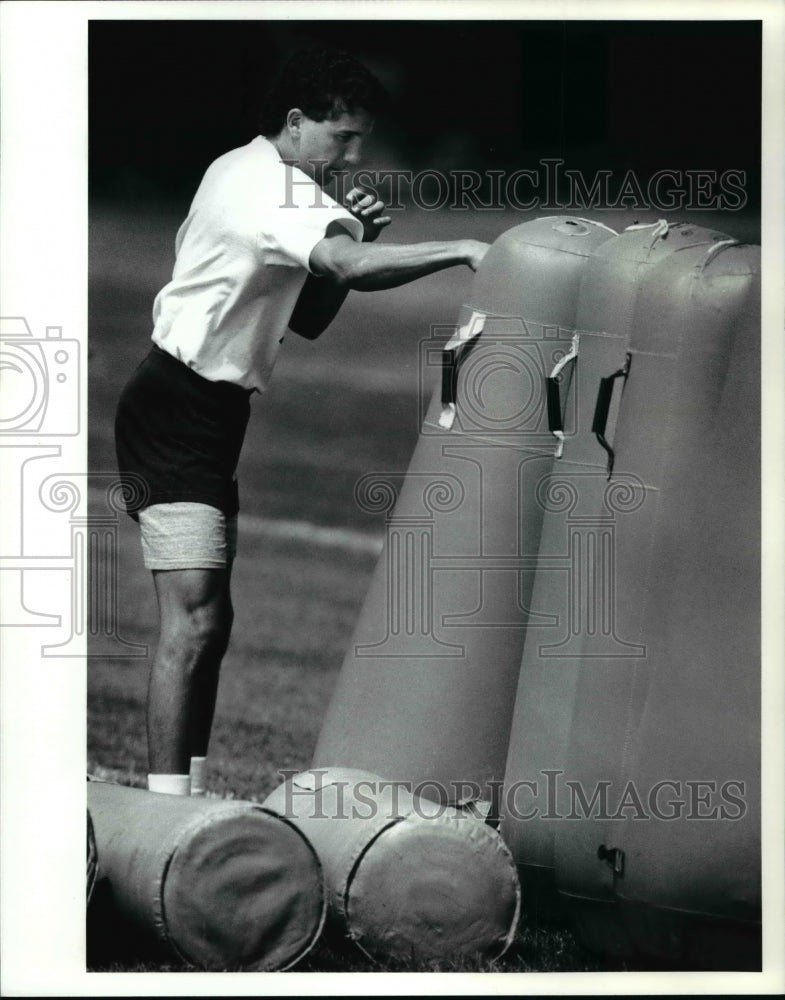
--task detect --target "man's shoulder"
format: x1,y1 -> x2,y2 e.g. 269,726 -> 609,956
206,136 -> 265,174
202,136 -> 298,192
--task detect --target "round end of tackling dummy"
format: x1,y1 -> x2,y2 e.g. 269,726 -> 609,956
161,805 -> 326,970
346,812 -> 521,965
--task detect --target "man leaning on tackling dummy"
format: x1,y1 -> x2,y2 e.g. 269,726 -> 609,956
115,47 -> 489,796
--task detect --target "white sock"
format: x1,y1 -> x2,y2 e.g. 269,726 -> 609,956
189,757 -> 207,797
147,773 -> 191,796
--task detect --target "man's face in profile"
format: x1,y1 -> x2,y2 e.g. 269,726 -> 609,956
294,107 -> 374,185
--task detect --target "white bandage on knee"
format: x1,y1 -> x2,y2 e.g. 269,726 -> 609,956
147,773 -> 191,796
189,757 -> 207,797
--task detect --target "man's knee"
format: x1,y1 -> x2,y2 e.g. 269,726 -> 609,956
153,568 -> 234,663
160,598 -> 233,662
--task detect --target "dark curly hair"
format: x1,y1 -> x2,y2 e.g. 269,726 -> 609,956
259,47 -> 388,136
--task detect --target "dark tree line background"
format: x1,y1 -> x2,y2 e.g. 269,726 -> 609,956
89,19 -> 761,212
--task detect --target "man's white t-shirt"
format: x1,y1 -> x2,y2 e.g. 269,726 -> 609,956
151,135 -> 363,392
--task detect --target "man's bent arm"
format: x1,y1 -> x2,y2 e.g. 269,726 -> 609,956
309,224 -> 488,293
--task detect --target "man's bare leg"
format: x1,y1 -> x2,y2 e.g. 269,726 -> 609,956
147,567 -> 233,775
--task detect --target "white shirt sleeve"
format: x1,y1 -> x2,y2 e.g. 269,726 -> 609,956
259,164 -> 364,273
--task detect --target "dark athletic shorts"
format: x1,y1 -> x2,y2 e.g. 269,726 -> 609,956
114,344 -> 252,520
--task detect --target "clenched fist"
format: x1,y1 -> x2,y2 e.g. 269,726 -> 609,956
346,187 -> 392,242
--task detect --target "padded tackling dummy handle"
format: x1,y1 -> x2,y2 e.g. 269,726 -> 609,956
439,310 -> 485,429
592,352 -> 631,478
546,333 -> 579,458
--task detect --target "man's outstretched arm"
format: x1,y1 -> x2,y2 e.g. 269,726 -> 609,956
309,226 -> 488,292
289,232 -> 487,338
289,190 -> 488,338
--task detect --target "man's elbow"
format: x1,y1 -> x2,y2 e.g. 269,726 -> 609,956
327,255 -> 377,290
310,237 -> 367,289
311,253 -> 356,288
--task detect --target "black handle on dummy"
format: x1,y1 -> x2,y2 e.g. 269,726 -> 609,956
592,353 -> 631,479
546,377 -> 564,434
441,347 -> 458,410
441,334 -> 482,412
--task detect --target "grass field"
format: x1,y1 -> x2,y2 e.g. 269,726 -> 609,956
87,197 -> 758,974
